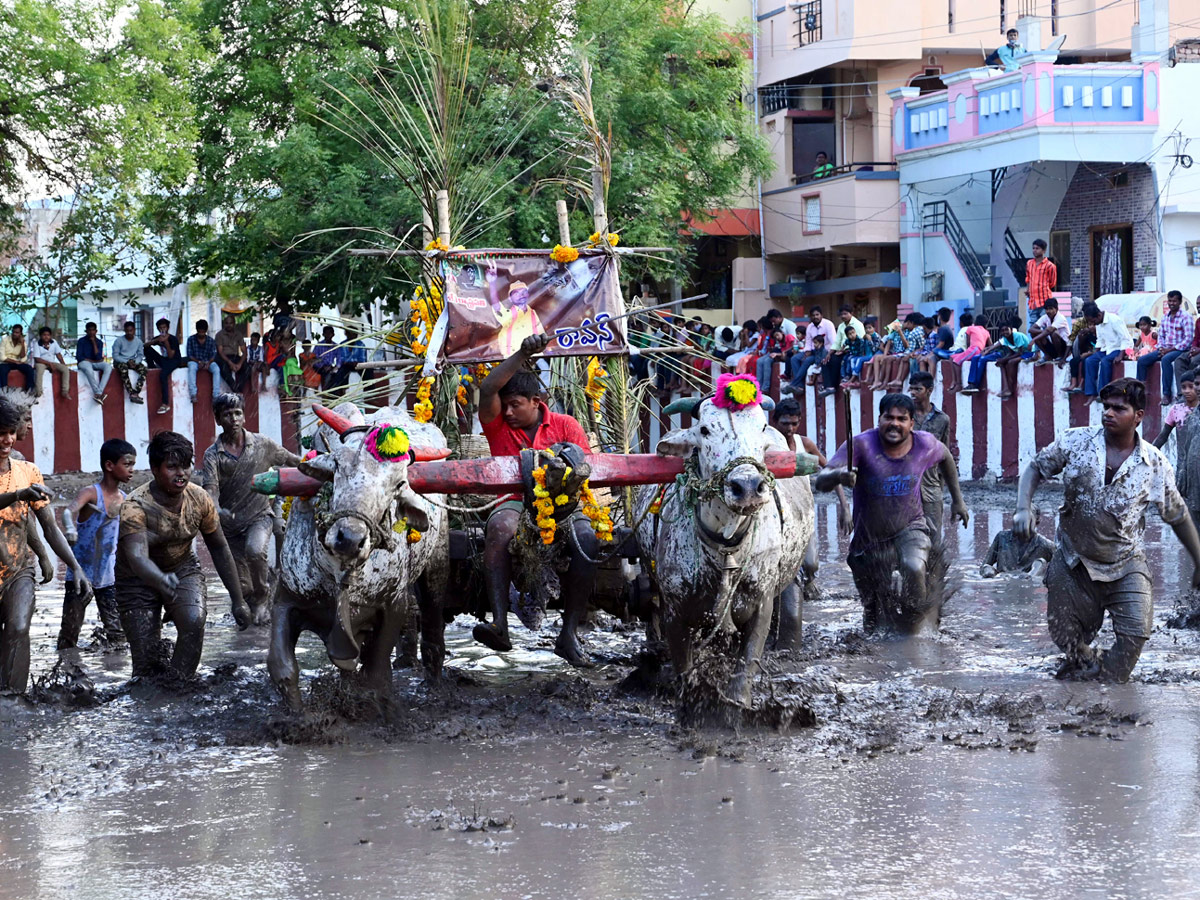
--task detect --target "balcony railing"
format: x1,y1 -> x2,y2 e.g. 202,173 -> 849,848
791,161 -> 897,185
889,59 -> 1160,156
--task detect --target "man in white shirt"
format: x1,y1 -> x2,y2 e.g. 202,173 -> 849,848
111,321 -> 147,404
766,308 -> 797,341
1081,301 -> 1132,401
819,305 -> 865,398
29,327 -> 71,399
1029,297 -> 1071,365
784,305 -> 837,394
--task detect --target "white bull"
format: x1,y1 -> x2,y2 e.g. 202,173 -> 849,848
267,402 -> 450,712
635,394 -> 816,707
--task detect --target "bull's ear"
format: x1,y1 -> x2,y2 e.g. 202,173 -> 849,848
398,490 -> 430,531
299,454 -> 335,480
655,428 -> 695,458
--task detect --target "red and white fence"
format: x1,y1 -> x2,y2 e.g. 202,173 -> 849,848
7,357 -> 1170,480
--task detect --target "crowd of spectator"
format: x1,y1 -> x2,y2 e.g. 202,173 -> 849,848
0,313 -> 375,410
629,285 -> 1200,411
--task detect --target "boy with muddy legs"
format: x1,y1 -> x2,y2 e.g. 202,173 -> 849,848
771,399 -> 851,649
0,401 -> 92,693
1,388 -> 55,584
57,439 -> 137,649
815,393 -> 969,635
476,333 -> 597,666
116,431 -> 251,679
202,394 -> 300,626
1014,378 -> 1200,682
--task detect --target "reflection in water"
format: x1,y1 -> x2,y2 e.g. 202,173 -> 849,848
2,494 -> 1200,899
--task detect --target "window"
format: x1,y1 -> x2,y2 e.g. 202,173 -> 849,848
803,194 -> 821,233
1049,229 -> 1071,290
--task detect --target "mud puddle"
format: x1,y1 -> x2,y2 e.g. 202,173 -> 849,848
5,488 -> 1200,899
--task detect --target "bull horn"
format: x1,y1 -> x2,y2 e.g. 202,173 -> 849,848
412,446 -> 452,462
663,397 -> 703,417
760,397 -> 776,413
312,403 -> 356,435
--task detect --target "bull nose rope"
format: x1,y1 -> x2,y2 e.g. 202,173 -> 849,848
678,455 -> 776,511
324,507 -> 397,552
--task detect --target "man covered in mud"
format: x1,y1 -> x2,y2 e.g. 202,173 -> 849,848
980,507 -> 1054,579
772,399 -> 850,646
0,400 -> 92,694
909,372 -> 951,535
815,393 -> 968,634
1014,378 -> 1200,682
476,332 -> 597,666
116,431 -> 251,678
202,393 -> 300,625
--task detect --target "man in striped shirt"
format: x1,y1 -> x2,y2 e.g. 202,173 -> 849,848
1135,289 -> 1193,405
1025,238 -> 1057,321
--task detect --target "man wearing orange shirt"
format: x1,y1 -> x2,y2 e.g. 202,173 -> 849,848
1026,238 -> 1057,322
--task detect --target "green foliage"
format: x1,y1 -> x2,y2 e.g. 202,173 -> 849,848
183,0 -> 767,314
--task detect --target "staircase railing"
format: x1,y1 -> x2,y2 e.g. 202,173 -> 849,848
1004,227 -> 1027,287
922,201 -> 986,292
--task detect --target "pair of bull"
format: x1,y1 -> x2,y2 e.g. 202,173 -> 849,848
268,392 -> 819,712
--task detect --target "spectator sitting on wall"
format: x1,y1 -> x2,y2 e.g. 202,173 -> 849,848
1029,297 -> 1071,365
313,325 -> 341,391
1173,296 -> 1200,390
76,321 -> 112,405
946,312 -> 991,393
1137,289 -> 1193,406
724,319 -> 759,370
1126,316 -> 1158,362
1063,314 -> 1098,394
112,321 -> 148,404
216,314 -> 249,394
327,326 -> 375,393
783,305 -> 836,395
1080,301 -> 1133,402
986,28 -> 1024,72
29,327 -> 70,400
819,305 -> 865,397
712,325 -> 739,362
144,318 -> 182,414
186,319 -> 221,403
755,325 -> 796,391
0,324 -> 35,394
812,151 -> 834,179
245,331 -> 264,393
933,308 -> 955,359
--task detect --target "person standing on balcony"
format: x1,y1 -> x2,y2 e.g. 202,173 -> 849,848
812,151 -> 834,180
1136,290 -> 1193,406
1025,239 -> 1057,323
987,28 -> 1025,73
1082,302 -> 1133,402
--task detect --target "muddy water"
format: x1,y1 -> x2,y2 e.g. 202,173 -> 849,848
5,490 -> 1200,899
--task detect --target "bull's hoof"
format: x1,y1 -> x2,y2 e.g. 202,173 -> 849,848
554,636 -> 594,669
329,655 -> 358,673
472,623 -> 513,653
725,674 -> 754,709
251,603 -> 272,627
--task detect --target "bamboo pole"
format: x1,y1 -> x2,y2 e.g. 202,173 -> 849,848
556,199 -> 571,246
591,169 -> 607,238
435,190 -> 450,246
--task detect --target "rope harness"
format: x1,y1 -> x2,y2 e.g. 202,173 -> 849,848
677,454 -> 776,512
323,506 -> 397,553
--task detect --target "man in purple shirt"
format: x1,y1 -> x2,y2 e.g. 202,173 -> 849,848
1136,289 -> 1193,405
783,305 -> 837,395
816,393 -> 968,634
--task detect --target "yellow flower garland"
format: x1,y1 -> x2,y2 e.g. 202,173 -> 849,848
550,244 -> 579,264
587,232 -> 620,247
580,480 -> 613,541
584,356 -> 607,414
425,238 -> 450,252
414,376 -> 435,423
726,378 -> 759,406
531,464 -> 556,545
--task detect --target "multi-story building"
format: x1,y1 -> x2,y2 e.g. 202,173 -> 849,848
744,0 -> 1200,325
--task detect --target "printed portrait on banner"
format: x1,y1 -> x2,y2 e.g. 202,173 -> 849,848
440,253 -> 626,363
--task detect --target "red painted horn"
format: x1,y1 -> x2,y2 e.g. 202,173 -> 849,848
312,403 -> 357,435
412,446 -> 452,462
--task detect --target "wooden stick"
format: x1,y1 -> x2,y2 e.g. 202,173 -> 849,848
556,199 -> 571,246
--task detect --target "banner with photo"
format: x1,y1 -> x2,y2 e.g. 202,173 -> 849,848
439,253 -> 626,363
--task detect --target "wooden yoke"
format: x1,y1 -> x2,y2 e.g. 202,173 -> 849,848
253,451 -> 822,498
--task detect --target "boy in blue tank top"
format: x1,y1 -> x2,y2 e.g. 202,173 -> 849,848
57,439 -> 137,649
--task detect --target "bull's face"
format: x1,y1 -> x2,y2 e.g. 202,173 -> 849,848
656,400 -> 774,515
304,440 -> 429,563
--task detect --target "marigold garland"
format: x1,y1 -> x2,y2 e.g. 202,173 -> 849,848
587,232 -> 620,247
365,424 -> 411,462
531,464 -> 556,545
425,238 -> 450,252
584,356 -> 607,414
550,244 -> 579,264
713,373 -> 763,412
414,376 -> 435,423
581,480 -> 613,541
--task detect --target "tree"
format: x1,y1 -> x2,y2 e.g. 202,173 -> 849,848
181,0 -> 769,314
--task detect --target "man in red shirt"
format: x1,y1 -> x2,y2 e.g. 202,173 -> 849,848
476,333 -> 597,665
1025,238 -> 1057,321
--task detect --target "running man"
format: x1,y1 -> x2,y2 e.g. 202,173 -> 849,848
1014,377 -> 1200,682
